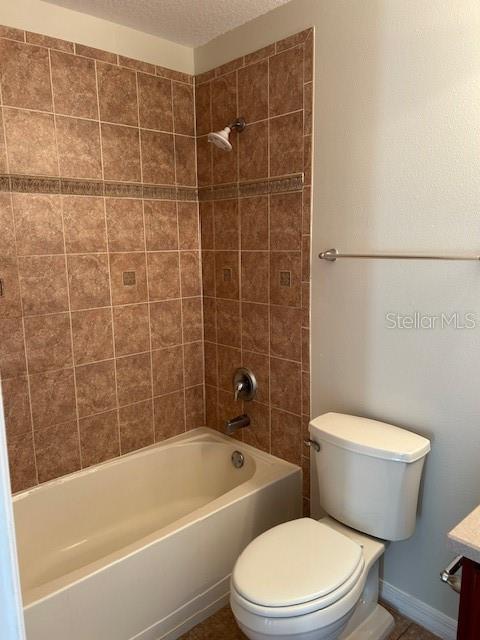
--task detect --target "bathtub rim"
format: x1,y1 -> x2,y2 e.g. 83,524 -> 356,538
14,427 -> 301,608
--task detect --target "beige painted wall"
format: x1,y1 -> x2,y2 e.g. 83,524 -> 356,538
0,0 -> 194,73
197,0 -> 480,624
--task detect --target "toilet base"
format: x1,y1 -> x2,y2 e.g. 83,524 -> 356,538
341,604 -> 394,640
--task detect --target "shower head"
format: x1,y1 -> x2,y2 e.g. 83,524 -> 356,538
208,117 -> 246,151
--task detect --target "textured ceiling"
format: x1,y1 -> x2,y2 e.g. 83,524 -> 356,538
44,0 -> 292,47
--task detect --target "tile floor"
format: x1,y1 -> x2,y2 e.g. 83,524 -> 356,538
180,603 -> 441,639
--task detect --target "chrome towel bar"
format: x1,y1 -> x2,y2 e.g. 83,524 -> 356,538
319,248 -> 480,262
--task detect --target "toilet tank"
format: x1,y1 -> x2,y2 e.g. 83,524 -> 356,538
309,413 -> 430,541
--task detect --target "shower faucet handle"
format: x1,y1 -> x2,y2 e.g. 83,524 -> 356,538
232,368 -> 257,402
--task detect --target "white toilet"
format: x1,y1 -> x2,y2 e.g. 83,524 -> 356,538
230,412 -> 431,640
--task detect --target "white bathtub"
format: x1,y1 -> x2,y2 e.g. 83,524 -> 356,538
13,427 -> 302,640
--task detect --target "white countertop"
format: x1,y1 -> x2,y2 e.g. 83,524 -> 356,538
448,505 -> 480,564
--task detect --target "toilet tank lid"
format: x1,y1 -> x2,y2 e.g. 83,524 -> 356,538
309,413 -> 431,463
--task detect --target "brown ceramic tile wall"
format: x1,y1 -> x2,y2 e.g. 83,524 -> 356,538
0,25 -> 313,500
195,29 -> 313,508
0,27 -> 204,491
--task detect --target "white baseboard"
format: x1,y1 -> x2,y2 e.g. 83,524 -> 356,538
379,580 -> 457,640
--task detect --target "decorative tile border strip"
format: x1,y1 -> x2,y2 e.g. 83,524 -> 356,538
0,175 -> 198,201
198,174 -> 304,202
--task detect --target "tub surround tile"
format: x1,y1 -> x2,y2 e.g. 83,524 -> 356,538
144,200 -> 178,250
119,400 -> 154,453
105,198 -> 145,251
270,251 -> 301,307
7,432 -> 37,493
67,254 -> 111,310
113,303 -> 150,356
185,385 -> 204,429
152,345 -> 184,396
101,123 -> 141,183
62,196 -> 107,253
243,401 -> 270,453
4,109 -> 58,176
116,352 -> 152,405
238,59 -> 268,124
0,194 -> 15,256
150,299 -> 182,349
138,73 -> 172,131
211,73 -> 237,132
29,367 -> 76,429
212,136 -> 238,185
214,199 -> 239,250
242,351 -> 269,405
216,299 -> 241,348
270,305 -> 302,361
24,312 -> 73,373
97,62 -> 138,126
71,308 -> 114,365
1,25 -> 315,492
34,420 -> 81,483
173,82 -> 195,136
270,192 -> 303,250
269,46 -> 304,117
214,251 -> 239,300
50,50 -> 98,119
109,252 -> 148,305
269,111 -> 304,177
154,390 -> 185,441
74,43 -> 117,64
178,202 -> 200,250
0,39 -> 52,111
195,83 -> 211,137
182,297 -> 203,343
203,298 -> 216,344
1,376 -> 31,439
270,357 -> 302,415
119,55 -> 155,75
79,410 -> 120,467
183,341 -> 204,387
271,408 -> 302,465
0,256 -> 22,319
75,359 -> 117,417
25,31 -> 72,52
241,252 -> 269,303
180,251 -> 201,297
193,30 -> 312,500
175,135 -> 197,186
147,252 -> 180,301
19,255 -> 68,316
12,193 -> 64,256
239,121 -> 268,181
241,302 -> 269,354
0,25 -> 25,42
0,318 -> 27,379
55,116 -> 102,180
141,130 -> 175,184
239,196 -> 268,250
217,345 -> 240,392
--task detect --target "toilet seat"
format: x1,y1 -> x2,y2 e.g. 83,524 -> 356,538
232,518 -> 365,618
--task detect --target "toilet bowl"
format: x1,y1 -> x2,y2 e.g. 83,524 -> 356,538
230,413 -> 431,640
230,517 -> 390,640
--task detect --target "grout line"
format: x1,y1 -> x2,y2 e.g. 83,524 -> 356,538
48,47 -> 84,470
95,58 -> 122,457
103,201 -> 122,456
0,80 -> 40,485
192,64 -> 207,427
170,81 -> 187,435
266,52 -> 273,455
